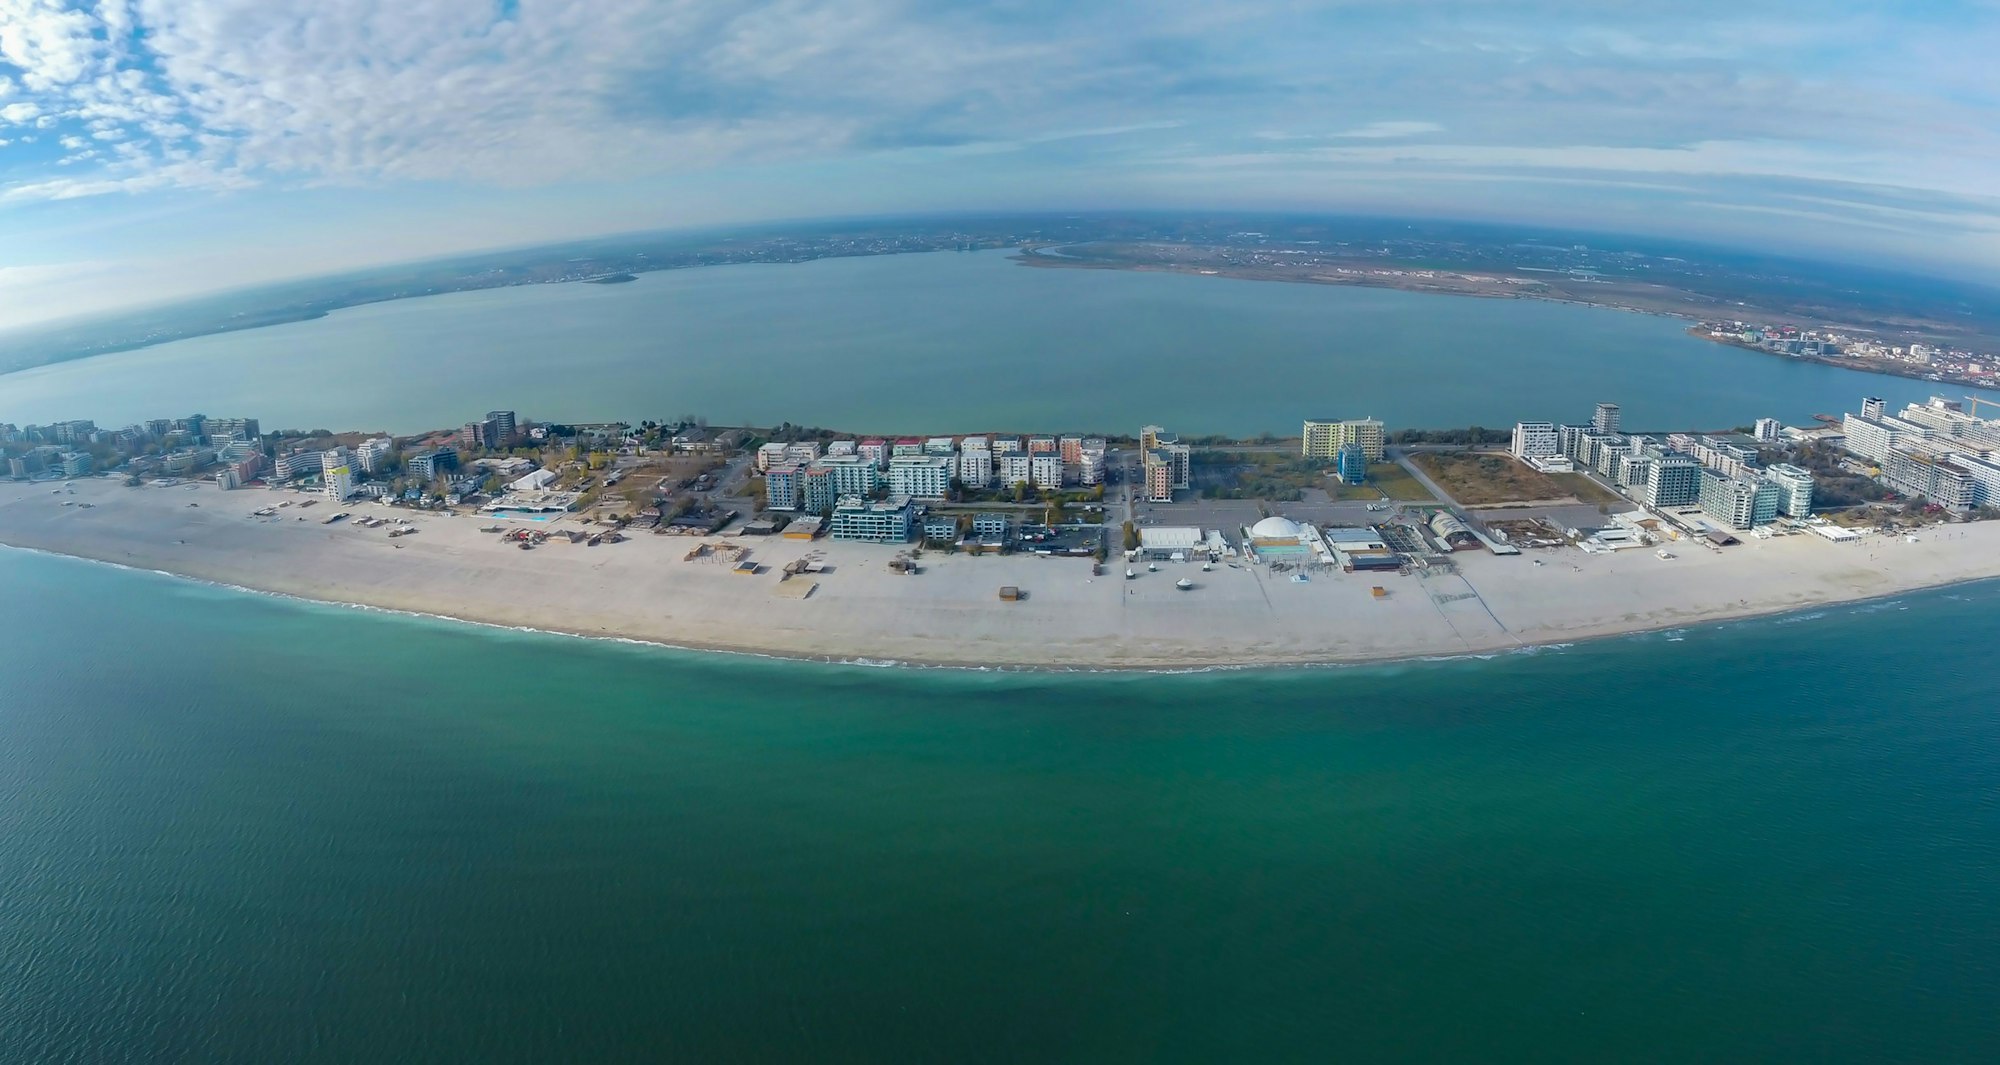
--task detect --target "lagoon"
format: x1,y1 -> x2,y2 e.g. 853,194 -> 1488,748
3,250 -> 1988,434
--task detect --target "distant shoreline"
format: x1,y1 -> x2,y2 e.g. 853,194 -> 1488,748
1012,247 -> 1999,393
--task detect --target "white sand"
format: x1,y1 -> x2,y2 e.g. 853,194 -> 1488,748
5,477 -> 1996,669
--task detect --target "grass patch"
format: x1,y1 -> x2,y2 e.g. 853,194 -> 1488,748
1367,462 -> 1435,501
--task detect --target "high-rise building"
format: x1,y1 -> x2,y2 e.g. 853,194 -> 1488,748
1302,418 -> 1385,462
1076,440 -> 1106,487
1031,454 -> 1064,491
1336,444 -> 1367,485
485,411 -> 517,446
1753,418 -> 1783,442
1162,442 -> 1191,490
320,446 -> 355,477
1646,453 -> 1702,508
1592,403 -> 1622,434
357,437 -> 395,473
407,448 -> 457,480
1143,452 -> 1175,503
1878,448 -> 1976,510
887,456 -> 952,500
801,466 -> 836,515
1511,421 -> 1559,460
1059,436 -> 1083,465
1840,414 -> 1899,462
1861,396 -> 1885,420
858,439 -> 888,468
1140,425 -> 1164,452
1761,463 -> 1815,517
1000,453 -> 1033,488
958,448 -> 993,489
817,455 -> 882,498
765,464 -> 803,511
1028,436 -> 1057,455
324,464 -> 356,501
1698,470 -> 1780,529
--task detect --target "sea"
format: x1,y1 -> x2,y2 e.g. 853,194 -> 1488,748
3,547 -> 1999,1063
6,252 -> 2000,1061
1,249 -> 1993,434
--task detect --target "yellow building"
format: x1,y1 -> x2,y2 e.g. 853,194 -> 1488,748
1302,418 -> 1385,462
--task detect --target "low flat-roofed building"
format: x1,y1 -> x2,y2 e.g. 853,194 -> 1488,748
508,468 -> 557,493
921,515 -> 959,544
829,495 -> 914,542
1138,526 -> 1203,559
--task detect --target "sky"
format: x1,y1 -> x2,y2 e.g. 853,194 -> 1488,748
2,0 -> 1998,330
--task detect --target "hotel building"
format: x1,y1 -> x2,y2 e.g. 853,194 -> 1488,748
1302,418 -> 1385,462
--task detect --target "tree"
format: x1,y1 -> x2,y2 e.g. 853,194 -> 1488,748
1122,520 -> 1138,551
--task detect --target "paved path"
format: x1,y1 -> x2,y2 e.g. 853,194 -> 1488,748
1392,449 -> 1463,510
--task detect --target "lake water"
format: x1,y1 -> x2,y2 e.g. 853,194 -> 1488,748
2,250 -> 1987,435
3,547 -> 1999,1062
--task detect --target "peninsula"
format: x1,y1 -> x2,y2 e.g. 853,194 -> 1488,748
6,395 -> 2000,670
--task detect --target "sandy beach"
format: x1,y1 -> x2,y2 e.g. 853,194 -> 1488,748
5,477 -> 1997,669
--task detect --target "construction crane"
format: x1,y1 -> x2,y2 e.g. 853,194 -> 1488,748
1966,395 -> 2000,420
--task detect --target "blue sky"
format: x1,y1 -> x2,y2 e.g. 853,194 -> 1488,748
2,0 -> 1998,329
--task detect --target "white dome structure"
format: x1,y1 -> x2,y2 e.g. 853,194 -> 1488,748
1249,516 -> 1305,541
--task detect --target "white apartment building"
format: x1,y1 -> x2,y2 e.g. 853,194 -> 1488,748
887,456 -> 953,499
356,437 -> 394,473
818,455 -> 883,497
1032,454 -> 1064,491
958,448 -> 993,488
1511,421 -> 1559,460
756,442 -> 790,472
1077,446 -> 1106,486
1761,463 -> 1815,517
1000,453 -> 1033,487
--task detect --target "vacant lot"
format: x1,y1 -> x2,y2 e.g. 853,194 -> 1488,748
1546,471 -> 1624,506
1367,463 -> 1436,501
1411,453 -> 1578,506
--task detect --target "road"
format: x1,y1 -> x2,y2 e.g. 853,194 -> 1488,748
1391,449 -> 1463,511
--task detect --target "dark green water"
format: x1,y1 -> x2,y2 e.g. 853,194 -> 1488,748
4,547 -> 1999,1063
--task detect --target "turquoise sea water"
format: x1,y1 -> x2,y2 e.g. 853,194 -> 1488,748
4,547 -> 1999,1063
3,250 -> 1994,434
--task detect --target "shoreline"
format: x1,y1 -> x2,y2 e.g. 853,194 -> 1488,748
4,537 -> 1987,675
9,478 -> 2000,672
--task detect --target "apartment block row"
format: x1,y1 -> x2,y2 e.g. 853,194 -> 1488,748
763,432 -> 1109,513
1842,395 -> 2000,510
1513,401 -> 1814,530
